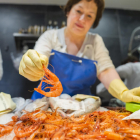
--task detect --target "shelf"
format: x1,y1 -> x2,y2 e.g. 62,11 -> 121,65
13,33 -> 40,51
13,33 -> 40,38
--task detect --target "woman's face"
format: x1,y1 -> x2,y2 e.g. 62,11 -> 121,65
67,0 -> 98,37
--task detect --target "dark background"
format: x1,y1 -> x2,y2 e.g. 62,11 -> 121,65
0,4 -> 140,104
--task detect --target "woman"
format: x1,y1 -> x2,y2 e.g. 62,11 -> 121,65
19,0 -> 140,103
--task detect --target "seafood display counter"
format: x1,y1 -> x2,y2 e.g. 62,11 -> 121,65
0,62 -> 140,140
0,99 -> 140,140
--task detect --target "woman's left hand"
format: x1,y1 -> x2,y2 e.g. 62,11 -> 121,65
108,79 -> 140,103
119,87 -> 140,103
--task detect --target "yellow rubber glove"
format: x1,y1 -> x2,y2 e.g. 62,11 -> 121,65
19,49 -> 48,81
108,79 -> 140,103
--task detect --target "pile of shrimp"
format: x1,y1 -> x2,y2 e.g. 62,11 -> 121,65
34,65 -> 63,97
1,109 -> 140,140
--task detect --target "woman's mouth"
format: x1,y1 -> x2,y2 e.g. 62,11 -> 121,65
75,23 -> 84,28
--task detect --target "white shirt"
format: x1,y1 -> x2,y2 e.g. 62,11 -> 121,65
34,27 -> 114,75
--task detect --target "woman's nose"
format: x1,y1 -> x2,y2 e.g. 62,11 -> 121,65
79,14 -> 86,22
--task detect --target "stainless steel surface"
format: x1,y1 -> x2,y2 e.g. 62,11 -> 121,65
128,26 -> 140,60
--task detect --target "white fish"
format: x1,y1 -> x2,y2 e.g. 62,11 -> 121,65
67,97 -> 101,117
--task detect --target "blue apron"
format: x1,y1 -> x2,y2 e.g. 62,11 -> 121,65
31,49 -> 97,100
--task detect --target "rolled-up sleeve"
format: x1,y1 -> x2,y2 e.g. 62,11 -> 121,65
34,30 -> 57,57
93,35 -> 115,75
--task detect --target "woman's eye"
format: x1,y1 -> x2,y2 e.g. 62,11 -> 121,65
77,10 -> 81,14
88,15 -> 92,18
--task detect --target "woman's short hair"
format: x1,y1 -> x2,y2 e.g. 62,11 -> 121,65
64,0 -> 105,28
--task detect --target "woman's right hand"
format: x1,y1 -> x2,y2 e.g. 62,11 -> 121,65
19,49 -> 48,81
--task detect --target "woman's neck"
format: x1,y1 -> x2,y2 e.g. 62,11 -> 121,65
64,27 -> 86,49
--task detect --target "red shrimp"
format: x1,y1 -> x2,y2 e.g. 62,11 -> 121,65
67,123 -> 89,132
26,124 -> 58,140
76,134 -> 99,139
20,110 -> 46,123
66,130 -> 78,138
34,65 -> 63,97
104,131 -> 124,140
125,134 -> 140,139
0,124 -> 13,137
70,115 -> 86,123
13,136 -> 28,140
14,121 -> 41,138
117,127 -> 140,135
13,136 -> 20,140
0,121 -> 16,137
40,124 -> 59,137
51,127 -> 68,140
33,139 -> 49,140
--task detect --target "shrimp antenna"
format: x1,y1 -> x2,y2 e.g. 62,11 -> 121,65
48,63 -> 55,74
42,63 -> 55,74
